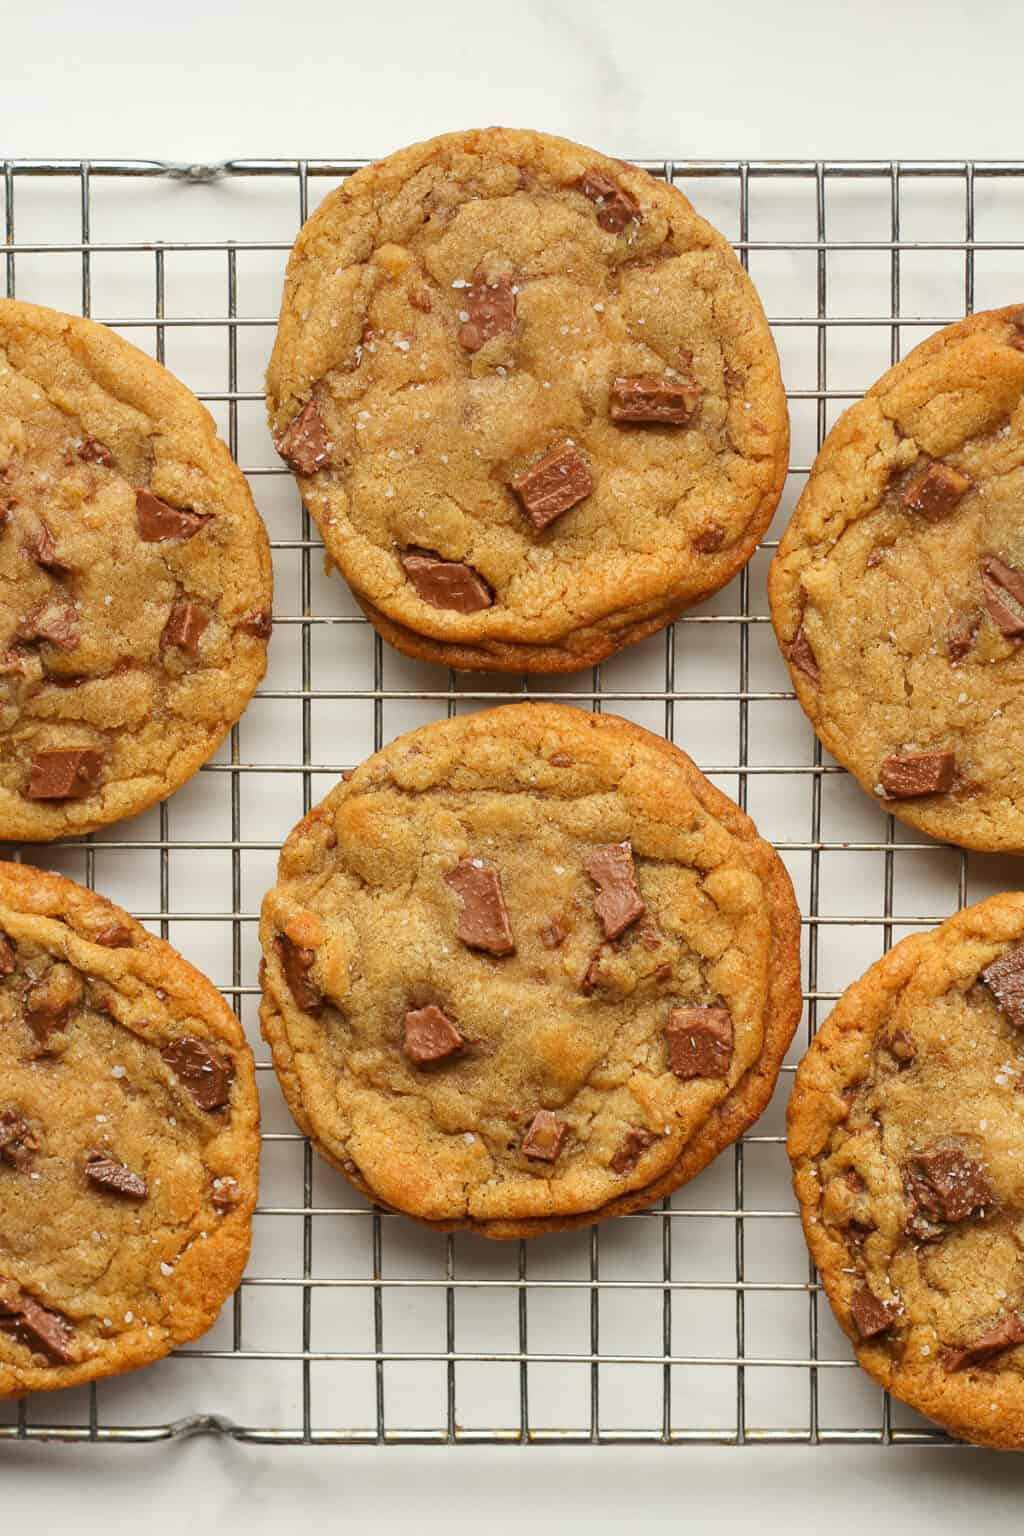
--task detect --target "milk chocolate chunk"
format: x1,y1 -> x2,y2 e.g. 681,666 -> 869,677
161,598 -> 210,654
135,489 -> 205,543
610,375 -> 700,426
786,625 -> 820,685
0,1283 -> 75,1363
980,941 -> 1024,1029
510,442 -> 593,531
445,859 -> 516,956
77,436 -> 114,467
0,1112 -> 38,1170
878,750 -> 955,798
904,1141 -> 991,1236
400,550 -> 494,614
665,1006 -> 734,1079
27,747 -> 105,800
403,1004 -> 464,1066
0,931 -> 15,974
947,609 -> 981,661
18,595 -> 80,650
578,167 -> 640,233
850,1287 -> 895,1340
941,1314 -> 1024,1373
981,557 -> 1024,638
85,1152 -> 148,1200
274,399 -> 331,476
211,1175 -> 241,1210
25,964 -> 83,1045
693,522 -> 725,554
459,271 -> 516,352
521,1109 -> 567,1162
610,1125 -> 658,1174
275,934 -> 322,1012
239,608 -> 273,639
30,521 -> 72,573
584,841 -> 645,940
901,462 -> 972,521
161,1036 -> 232,1112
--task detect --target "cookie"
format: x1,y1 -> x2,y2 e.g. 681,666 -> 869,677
0,299 -> 272,841
787,892 -> 1024,1449
770,305 -> 1024,852
258,703 -> 801,1238
266,127 -> 788,674
0,861 -> 258,1397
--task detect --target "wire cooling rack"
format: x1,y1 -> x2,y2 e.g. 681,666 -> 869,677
2,155 -> 1022,1448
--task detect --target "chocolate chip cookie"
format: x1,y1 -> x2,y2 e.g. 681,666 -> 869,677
788,892 -> 1024,1448
266,127 -> 788,674
770,306 -> 1024,852
259,703 -> 801,1238
0,861 -> 258,1398
0,299 -> 272,841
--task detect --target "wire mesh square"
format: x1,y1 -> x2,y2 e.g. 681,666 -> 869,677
2,153 -> 1020,1448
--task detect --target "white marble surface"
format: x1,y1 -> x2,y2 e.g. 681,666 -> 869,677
6,0 -> 1024,1529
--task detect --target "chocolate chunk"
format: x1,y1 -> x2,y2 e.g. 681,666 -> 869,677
549,752 -> 573,767
445,859 -> 516,956
510,442 -> 593,531
610,1125 -> 658,1174
901,462 -> 972,521
274,399 -> 331,476
942,1314 -> 1024,1373
211,1175 -> 241,1210
400,549 -> 494,613
980,941 -> 1024,1029
904,1141 -> 991,1236
539,914 -> 569,949
403,1004 -> 465,1066
786,625 -> 820,684
409,288 -> 433,314
18,595 -> 80,650
275,934 -> 322,1012
459,271 -> 516,352
521,1109 -> 567,1162
77,436 -> 114,467
981,556 -> 1024,638
580,945 -> 607,995
136,489 -> 205,543
91,920 -> 134,948
25,965 -> 83,1045
239,608 -> 273,639
878,750 -> 955,798
161,598 -> 210,654
850,1287 -> 895,1340
0,1283 -> 75,1363
27,747 -> 105,800
0,1112 -> 38,1170
85,1152 -> 148,1200
665,1006 -> 734,1079
577,168 -> 640,232
0,931 -> 15,975
947,609 -> 981,661
161,1036 -> 232,1112
583,841 -> 645,940
29,521 -> 72,573
609,375 -> 700,426
693,523 -> 725,554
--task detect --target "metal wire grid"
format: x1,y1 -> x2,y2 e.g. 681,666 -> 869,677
0,155 -> 1018,1447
